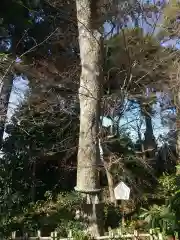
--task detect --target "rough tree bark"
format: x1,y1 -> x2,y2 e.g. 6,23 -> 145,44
104,163 -> 117,206
99,125 -> 117,205
75,0 -> 104,236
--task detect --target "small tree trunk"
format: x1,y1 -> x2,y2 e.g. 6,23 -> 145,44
31,161 -> 36,203
75,0 -> 104,236
142,103 -> 156,161
175,90 -> 180,240
105,166 -> 117,206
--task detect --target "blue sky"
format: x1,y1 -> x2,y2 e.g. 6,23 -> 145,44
102,101 -> 170,144
7,76 -> 28,119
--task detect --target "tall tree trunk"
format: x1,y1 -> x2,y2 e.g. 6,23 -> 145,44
176,90 -> 180,175
75,0 -> 104,236
0,74 -> 13,147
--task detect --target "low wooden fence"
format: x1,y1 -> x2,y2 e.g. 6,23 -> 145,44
10,229 -> 163,240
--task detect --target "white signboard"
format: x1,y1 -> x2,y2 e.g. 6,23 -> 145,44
114,181 -> 130,200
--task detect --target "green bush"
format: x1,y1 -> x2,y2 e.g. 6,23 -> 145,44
0,191 -> 84,237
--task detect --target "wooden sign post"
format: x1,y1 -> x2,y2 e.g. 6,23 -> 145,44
114,181 -> 130,228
